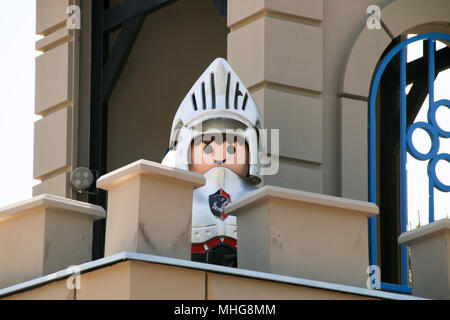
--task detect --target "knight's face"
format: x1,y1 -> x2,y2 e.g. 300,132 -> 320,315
189,133 -> 249,177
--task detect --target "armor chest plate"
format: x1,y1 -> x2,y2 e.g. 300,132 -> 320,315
191,167 -> 257,244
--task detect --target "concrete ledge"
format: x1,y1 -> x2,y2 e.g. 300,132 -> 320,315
0,194 -> 105,222
398,219 -> 450,245
0,252 -> 423,300
99,160 -> 205,259
0,194 -> 105,289
398,219 -> 450,299
226,185 -> 378,288
228,0 -> 323,28
97,159 -> 205,190
226,185 -> 378,216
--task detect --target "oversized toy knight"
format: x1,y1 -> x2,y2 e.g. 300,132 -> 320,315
162,58 -> 264,267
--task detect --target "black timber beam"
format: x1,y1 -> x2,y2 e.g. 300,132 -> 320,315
378,44 -> 450,125
103,15 -> 146,102
90,0 -> 109,260
405,44 -> 450,125
378,45 -> 450,88
406,77 -> 429,126
210,0 -> 227,19
378,36 -> 402,284
407,45 -> 450,84
103,0 -> 177,32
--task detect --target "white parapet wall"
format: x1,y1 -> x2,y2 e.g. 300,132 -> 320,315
226,185 -> 378,288
0,194 -> 105,289
97,159 -> 205,260
399,218 -> 450,300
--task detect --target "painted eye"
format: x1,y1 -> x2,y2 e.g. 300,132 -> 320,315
204,144 -> 213,154
227,145 -> 236,155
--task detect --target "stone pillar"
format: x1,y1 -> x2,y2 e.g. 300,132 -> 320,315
227,0 -> 324,193
398,219 -> 450,299
33,0 -> 80,198
0,194 -> 105,289
97,160 -> 205,259
226,185 -> 378,288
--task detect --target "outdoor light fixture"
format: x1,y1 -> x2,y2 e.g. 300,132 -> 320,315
70,167 -> 96,194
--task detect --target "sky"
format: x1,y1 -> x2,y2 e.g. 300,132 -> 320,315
0,3 -> 448,230
0,1 -> 40,207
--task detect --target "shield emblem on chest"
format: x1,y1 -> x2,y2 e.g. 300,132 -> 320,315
208,189 -> 231,220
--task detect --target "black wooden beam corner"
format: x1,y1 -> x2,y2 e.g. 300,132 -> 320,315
103,15 -> 146,102
90,0 -> 229,259
210,0 -> 227,19
103,0 -> 177,32
90,0 -> 109,260
406,45 -> 450,85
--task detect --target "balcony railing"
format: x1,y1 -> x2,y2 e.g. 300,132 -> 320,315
368,33 -> 450,294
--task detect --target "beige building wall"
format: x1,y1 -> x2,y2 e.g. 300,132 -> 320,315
227,0 -> 390,197
106,0 -> 228,172
32,0 -> 450,201
339,0 -> 450,201
227,0 -> 324,193
24,0 -> 450,300
227,0 -> 450,200
3,260 -> 387,300
33,0 -> 93,200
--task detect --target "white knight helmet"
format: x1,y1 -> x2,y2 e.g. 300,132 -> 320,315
162,58 -> 264,266
162,57 -> 264,185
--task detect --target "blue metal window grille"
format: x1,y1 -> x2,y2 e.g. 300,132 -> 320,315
368,33 -> 450,294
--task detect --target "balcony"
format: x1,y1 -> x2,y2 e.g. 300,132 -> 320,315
0,160 -> 441,300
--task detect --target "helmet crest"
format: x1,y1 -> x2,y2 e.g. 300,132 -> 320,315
163,58 -> 264,185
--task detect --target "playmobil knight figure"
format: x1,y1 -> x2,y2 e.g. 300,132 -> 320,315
162,58 -> 264,267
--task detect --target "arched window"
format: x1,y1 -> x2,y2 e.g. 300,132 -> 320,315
369,33 -> 450,293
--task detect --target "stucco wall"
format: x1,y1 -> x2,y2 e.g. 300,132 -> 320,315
33,0 -> 81,198
106,0 -> 227,172
33,0 -> 450,200
338,0 -> 450,201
